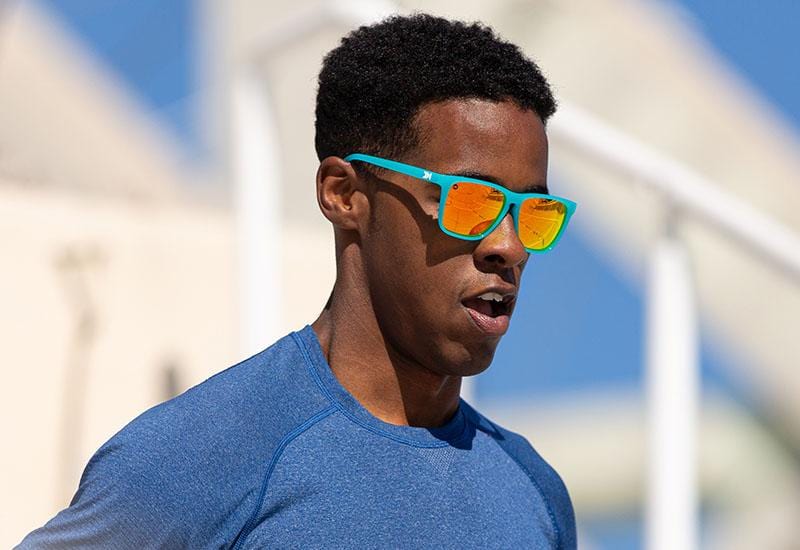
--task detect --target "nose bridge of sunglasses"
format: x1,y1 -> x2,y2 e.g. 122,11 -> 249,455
485,203 -> 522,239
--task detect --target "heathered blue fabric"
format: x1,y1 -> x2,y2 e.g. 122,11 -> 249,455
18,326 -> 576,549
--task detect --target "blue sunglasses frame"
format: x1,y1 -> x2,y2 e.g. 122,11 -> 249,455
344,153 -> 577,253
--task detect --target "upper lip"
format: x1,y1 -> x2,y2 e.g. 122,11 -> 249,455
461,284 -> 517,305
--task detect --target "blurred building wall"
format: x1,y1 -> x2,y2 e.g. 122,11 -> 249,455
0,4 -> 237,546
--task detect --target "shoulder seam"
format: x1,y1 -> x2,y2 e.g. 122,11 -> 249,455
230,404 -> 337,550
488,420 -> 563,550
291,331 -> 337,408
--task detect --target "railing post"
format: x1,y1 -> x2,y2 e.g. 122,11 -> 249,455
232,70 -> 282,357
645,221 -> 699,550
228,1 -> 397,359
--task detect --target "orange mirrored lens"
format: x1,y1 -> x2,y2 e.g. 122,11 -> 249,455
518,198 -> 567,250
442,182 -> 505,236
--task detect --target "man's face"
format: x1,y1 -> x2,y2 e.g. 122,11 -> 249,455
360,98 -> 549,377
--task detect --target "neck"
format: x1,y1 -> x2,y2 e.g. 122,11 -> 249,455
311,266 -> 461,428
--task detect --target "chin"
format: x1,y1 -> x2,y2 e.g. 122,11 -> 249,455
438,337 -> 498,377
458,361 -> 493,378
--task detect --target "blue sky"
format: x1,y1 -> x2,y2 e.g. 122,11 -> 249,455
670,0 -> 800,131
39,0 -> 200,155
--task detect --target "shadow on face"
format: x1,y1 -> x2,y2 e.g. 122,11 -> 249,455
360,168 -> 478,268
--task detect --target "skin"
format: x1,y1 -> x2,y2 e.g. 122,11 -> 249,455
312,98 -> 549,428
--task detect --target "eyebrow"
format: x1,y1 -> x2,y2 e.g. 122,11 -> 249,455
451,170 -> 549,194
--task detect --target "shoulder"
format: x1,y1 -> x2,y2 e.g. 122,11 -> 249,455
116,327 -> 330,469
19,328 -> 332,549
462,401 -> 577,550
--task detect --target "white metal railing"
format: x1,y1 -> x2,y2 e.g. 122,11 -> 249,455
549,103 -> 800,550
230,0 -> 397,358
550,104 -> 800,280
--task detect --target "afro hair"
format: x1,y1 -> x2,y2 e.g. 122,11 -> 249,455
315,13 -> 556,161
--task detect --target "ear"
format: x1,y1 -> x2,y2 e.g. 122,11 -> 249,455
316,156 -> 369,232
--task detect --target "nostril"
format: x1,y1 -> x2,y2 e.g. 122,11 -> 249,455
483,253 -> 506,265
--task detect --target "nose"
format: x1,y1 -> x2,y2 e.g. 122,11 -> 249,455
473,211 -> 528,273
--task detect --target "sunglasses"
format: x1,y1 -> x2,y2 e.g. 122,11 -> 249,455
344,153 -> 576,254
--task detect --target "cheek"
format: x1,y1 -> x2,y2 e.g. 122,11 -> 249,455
361,199 -> 503,371
365,204 -> 432,297
363,200 -> 456,319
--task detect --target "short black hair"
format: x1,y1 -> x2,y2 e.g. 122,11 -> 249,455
315,13 -> 556,161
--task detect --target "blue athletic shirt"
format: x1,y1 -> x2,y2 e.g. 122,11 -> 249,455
18,326 -> 576,549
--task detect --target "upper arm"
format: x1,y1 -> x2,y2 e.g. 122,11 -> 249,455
17,432 -> 191,549
491,426 -> 577,550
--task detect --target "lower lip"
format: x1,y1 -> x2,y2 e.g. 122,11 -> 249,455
464,306 -> 510,337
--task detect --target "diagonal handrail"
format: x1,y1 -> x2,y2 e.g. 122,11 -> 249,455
549,102 -> 800,281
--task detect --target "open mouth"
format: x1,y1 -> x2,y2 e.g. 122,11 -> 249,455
461,292 -> 514,336
462,293 -> 512,317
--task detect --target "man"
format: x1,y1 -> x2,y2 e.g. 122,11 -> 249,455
20,13 -> 576,549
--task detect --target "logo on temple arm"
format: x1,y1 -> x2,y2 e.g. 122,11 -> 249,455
423,171 -> 433,180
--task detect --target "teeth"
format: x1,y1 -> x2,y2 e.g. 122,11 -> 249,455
478,292 -> 504,302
